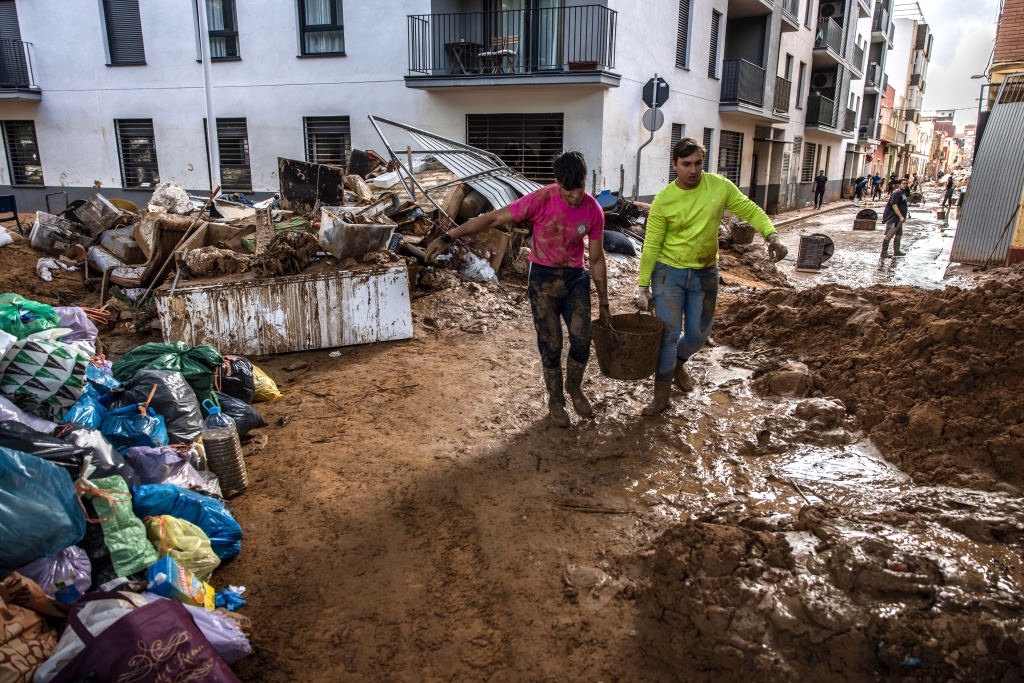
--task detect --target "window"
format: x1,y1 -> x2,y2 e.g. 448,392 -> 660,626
299,0 -> 344,56
206,0 -> 239,59
675,0 -> 690,68
304,116 -> 351,166
804,0 -> 813,27
2,121 -> 42,186
718,130 -> 742,185
466,113 -> 563,183
702,127 -> 714,172
785,54 -> 794,80
800,142 -> 817,182
114,119 -> 159,189
796,61 -> 806,108
101,0 -> 145,65
668,123 -> 684,181
708,11 -> 721,78
824,147 -> 831,175
214,118 -> 251,191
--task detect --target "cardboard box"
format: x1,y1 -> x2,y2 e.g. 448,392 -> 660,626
147,555 -> 215,610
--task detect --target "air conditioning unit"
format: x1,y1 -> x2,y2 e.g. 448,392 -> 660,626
819,0 -> 843,19
811,71 -> 835,90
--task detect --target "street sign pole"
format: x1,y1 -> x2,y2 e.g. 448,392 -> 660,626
634,75 -> 669,200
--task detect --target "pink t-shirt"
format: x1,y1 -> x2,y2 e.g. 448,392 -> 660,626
508,184 -> 604,268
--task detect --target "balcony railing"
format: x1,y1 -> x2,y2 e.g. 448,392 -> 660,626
851,44 -> 865,74
773,75 -> 791,114
815,18 -> 843,55
844,108 -> 857,132
806,94 -> 835,127
910,73 -> 922,87
407,5 -> 616,77
896,130 -> 907,145
721,59 -> 765,107
0,39 -> 37,89
859,118 -> 878,141
865,63 -> 881,88
872,7 -> 889,34
781,0 -> 799,21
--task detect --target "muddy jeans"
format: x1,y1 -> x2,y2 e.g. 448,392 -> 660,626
651,261 -> 719,382
528,263 -> 592,370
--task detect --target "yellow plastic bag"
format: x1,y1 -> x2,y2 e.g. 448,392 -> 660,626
145,515 -> 221,581
251,364 -> 281,402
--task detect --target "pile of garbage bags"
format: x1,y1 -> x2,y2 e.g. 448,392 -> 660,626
0,291 -> 280,681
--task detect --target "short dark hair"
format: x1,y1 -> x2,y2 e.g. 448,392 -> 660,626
672,137 -> 706,164
552,151 -> 587,189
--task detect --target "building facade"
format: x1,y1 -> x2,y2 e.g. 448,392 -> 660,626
0,0 -> 905,215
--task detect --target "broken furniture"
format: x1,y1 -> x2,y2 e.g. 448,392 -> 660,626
0,194 -> 23,235
478,35 -> 519,74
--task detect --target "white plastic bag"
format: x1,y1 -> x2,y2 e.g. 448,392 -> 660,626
460,250 -> 498,283
0,227 -> 12,247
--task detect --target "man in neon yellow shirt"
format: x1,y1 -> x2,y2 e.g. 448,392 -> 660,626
636,137 -> 787,415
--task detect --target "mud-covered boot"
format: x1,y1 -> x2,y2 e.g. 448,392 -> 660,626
892,236 -> 905,256
543,366 -> 571,428
642,380 -> 672,416
673,361 -> 694,393
880,239 -> 890,260
564,358 -> 594,418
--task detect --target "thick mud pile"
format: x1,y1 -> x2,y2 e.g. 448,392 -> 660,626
714,267 -> 1024,491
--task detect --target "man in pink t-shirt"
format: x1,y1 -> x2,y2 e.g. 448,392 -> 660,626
425,151 -> 609,428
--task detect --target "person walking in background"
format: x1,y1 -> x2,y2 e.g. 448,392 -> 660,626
881,177 -> 909,259
941,174 -> 956,208
853,176 -> 869,206
812,170 -> 828,209
636,138 -> 787,416
871,172 -> 883,201
426,151 -> 609,428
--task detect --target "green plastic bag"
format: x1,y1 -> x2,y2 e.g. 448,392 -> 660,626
111,342 -> 223,411
81,475 -> 160,582
0,293 -> 61,339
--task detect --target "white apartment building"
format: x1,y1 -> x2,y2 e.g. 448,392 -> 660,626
887,12 -> 932,176
0,0 -> 896,215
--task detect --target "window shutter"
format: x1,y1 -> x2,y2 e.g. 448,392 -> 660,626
668,123 -> 683,180
675,0 -> 690,68
304,116 -> 351,166
718,130 -> 742,185
114,119 -> 159,188
702,127 -> 714,172
217,117 -> 252,191
466,113 -> 564,182
0,1 -> 22,40
103,0 -> 145,65
708,11 -> 721,78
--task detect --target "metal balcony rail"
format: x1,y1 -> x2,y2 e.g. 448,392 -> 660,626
872,7 -> 889,33
865,63 -> 881,87
895,130 -> 907,145
720,59 -> 765,107
773,75 -> 791,114
851,44 -> 865,73
0,39 -> 36,89
781,0 -> 799,21
858,118 -> 878,141
910,73 -> 921,87
806,93 -> 835,127
815,18 -> 842,55
844,108 -> 857,132
407,5 -> 617,76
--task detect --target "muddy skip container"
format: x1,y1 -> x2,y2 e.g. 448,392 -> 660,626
592,313 -> 663,380
200,398 -> 248,498
852,208 -> 878,231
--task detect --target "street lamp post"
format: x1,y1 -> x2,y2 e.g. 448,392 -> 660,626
196,0 -> 220,195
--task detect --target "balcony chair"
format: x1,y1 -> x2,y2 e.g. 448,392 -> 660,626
0,195 -> 24,235
478,35 -> 520,74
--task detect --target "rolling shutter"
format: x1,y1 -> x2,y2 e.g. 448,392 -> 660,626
103,0 -> 146,65
675,0 -> 690,68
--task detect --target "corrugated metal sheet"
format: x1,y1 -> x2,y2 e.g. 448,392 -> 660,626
949,88 -> 1024,265
369,115 -> 542,210
155,265 -> 412,356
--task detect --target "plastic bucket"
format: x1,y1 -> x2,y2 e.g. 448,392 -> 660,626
592,313 -> 663,380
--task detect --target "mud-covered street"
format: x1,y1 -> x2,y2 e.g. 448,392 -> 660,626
3,181 -> 1023,681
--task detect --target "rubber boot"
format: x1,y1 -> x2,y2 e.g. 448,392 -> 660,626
543,366 -> 571,428
673,361 -> 694,393
880,239 -> 890,259
893,236 -> 905,256
564,358 -> 594,418
642,380 -> 672,416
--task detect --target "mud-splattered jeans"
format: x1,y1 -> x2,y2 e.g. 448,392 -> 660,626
650,261 -> 719,381
527,263 -> 592,369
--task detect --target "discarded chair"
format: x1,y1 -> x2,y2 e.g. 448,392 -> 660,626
479,35 -> 519,74
0,194 -> 24,235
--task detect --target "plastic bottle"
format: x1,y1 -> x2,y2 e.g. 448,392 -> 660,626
200,398 -> 248,497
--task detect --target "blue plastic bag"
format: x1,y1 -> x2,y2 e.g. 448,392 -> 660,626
100,404 -> 169,453
0,445 -> 86,572
132,484 -> 242,560
61,385 -> 107,429
86,362 -> 122,399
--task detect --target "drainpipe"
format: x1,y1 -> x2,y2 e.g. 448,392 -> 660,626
196,0 -> 220,194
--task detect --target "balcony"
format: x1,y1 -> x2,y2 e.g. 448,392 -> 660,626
857,0 -> 872,18
0,39 -> 40,100
859,118 -> 879,142
806,93 -> 836,129
720,59 -> 765,106
880,123 -> 897,143
910,73 -> 922,87
850,44 -> 864,78
871,8 -> 889,41
405,5 -> 619,88
773,75 -> 791,116
864,63 -> 881,92
814,18 -> 843,64
844,108 -> 857,132
895,130 -> 907,146
780,0 -> 800,31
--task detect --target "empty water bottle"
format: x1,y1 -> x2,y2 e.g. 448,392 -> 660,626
201,398 -> 248,498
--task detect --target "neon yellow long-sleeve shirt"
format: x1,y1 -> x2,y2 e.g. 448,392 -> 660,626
638,173 -> 776,286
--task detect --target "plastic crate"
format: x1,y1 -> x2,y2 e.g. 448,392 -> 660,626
852,218 -> 877,231
796,235 -> 829,272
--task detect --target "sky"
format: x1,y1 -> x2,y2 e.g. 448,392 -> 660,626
909,0 -> 1001,131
